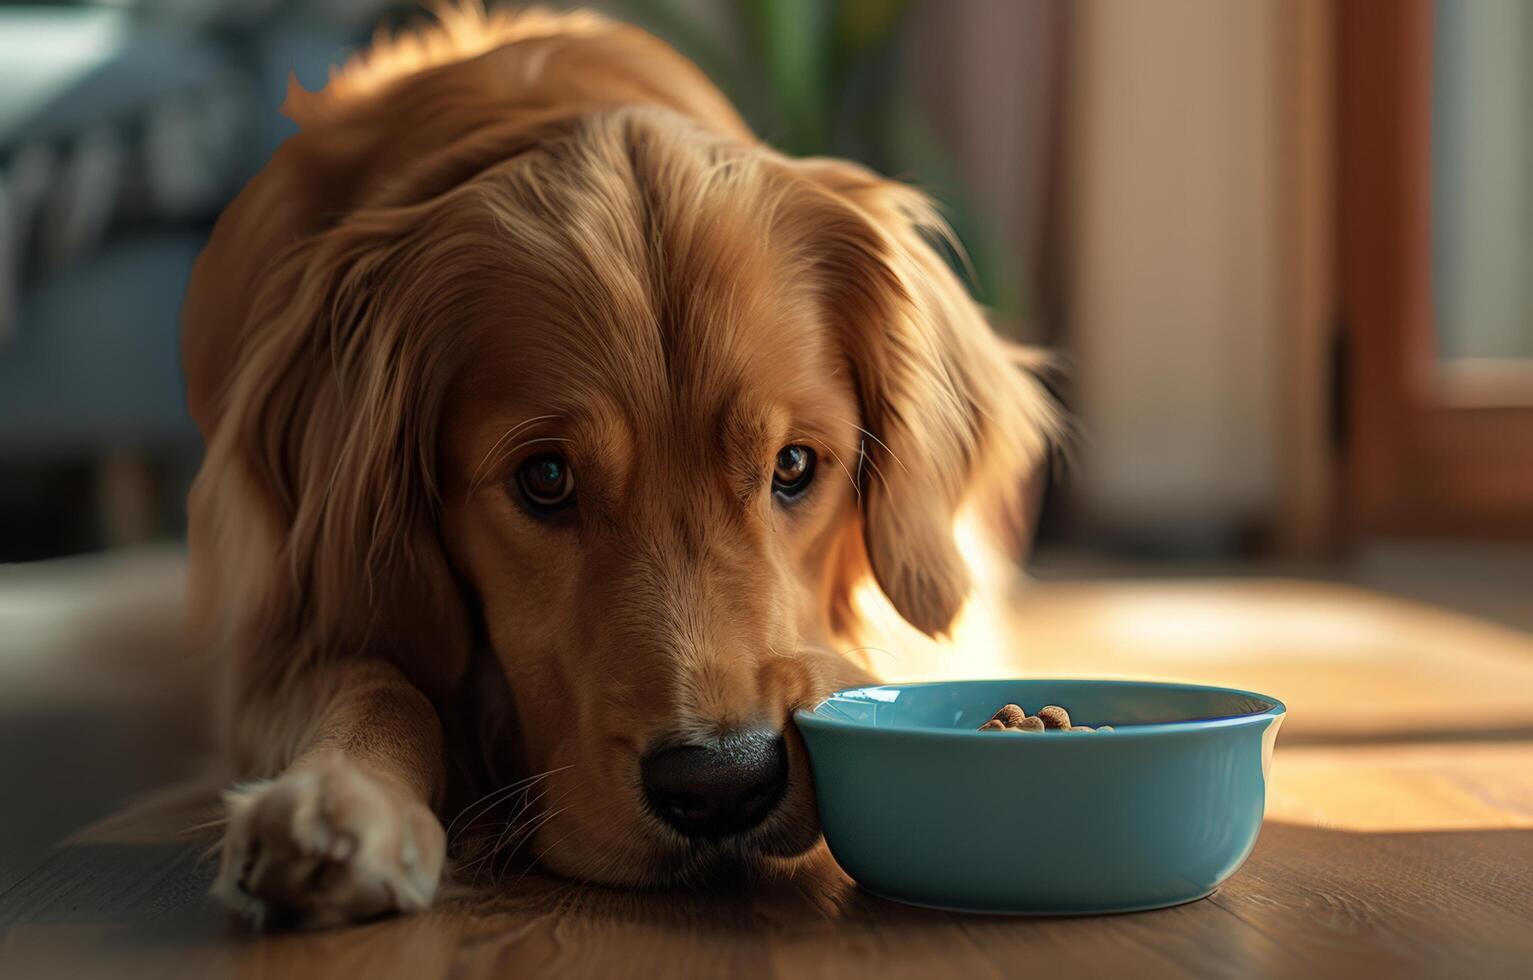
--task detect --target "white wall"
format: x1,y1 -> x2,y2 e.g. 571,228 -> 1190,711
1066,0 -> 1284,542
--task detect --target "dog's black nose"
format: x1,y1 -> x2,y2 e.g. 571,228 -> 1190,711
640,729 -> 788,839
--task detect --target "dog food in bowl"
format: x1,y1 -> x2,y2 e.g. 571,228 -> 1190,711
978,703 -> 1112,733
794,678 -> 1286,914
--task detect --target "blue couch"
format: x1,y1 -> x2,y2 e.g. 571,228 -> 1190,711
0,4 -> 364,459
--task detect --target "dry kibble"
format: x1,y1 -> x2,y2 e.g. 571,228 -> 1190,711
992,704 -> 1028,728
977,704 -> 1114,733
1036,705 -> 1071,729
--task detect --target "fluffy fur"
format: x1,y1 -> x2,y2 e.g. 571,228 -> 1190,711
182,5 -> 1056,927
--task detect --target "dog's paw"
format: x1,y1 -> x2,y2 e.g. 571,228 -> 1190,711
211,758 -> 445,929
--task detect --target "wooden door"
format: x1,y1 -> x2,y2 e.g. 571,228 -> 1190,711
1337,0 -> 1533,537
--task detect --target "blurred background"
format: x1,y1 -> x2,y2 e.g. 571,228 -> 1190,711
1,0 -> 1531,881
3,0 -> 1531,566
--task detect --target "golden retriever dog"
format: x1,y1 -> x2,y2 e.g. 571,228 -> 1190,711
181,6 -> 1056,928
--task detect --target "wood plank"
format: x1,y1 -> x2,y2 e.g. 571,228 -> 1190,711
5,815 -> 1532,978
1214,823 -> 1533,977
0,845 -> 210,928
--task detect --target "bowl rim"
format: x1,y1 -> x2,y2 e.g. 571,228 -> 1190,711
793,677 -> 1287,739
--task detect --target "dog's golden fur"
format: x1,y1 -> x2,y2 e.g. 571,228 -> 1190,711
182,6 -> 1056,927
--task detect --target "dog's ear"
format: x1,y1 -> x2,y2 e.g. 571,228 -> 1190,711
183,102 -> 586,703
786,159 -> 1059,637
187,198 -> 495,701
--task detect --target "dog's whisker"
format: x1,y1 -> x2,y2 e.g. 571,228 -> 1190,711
505,779 -> 600,883
807,437 -> 860,503
470,435 -> 575,498
841,644 -> 901,665
471,443 -> 573,501
465,783 -> 554,884
507,779 -> 598,886
832,417 -> 908,473
446,767 -> 562,843
446,764 -> 573,845
861,453 -> 895,503
495,803 -> 568,878
469,413 -> 559,487
798,641 -> 902,668
449,787 -> 533,853
470,777 -> 584,882
466,414 -> 562,496
462,771 -> 584,881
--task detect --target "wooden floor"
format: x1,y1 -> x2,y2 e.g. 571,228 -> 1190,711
2,554 -> 1531,978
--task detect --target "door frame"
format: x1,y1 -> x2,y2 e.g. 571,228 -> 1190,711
1337,0 -> 1533,537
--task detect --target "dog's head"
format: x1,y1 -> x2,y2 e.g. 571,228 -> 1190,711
186,59 -> 1054,885
430,110 -> 1056,883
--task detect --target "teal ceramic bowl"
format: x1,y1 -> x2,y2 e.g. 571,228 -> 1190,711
794,679 -> 1284,915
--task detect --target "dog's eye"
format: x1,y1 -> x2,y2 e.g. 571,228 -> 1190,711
772,445 -> 816,501
516,454 -> 576,512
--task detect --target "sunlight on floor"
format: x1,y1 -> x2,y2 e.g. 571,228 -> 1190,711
1089,589 -> 1385,657
1268,742 -> 1533,831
